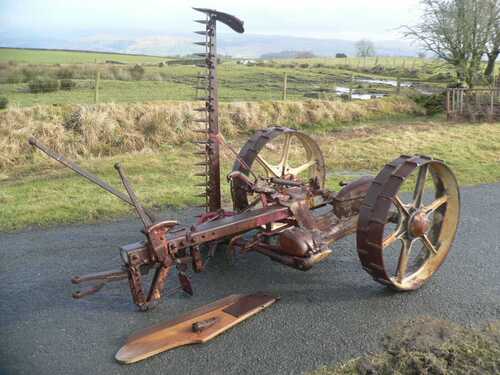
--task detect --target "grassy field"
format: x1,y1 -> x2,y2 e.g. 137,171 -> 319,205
0,48 -> 169,64
0,49 -> 452,108
0,49 -> 497,233
2,113 -> 500,232
311,317 -> 500,374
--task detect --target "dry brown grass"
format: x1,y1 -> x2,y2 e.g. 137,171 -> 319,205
0,97 -> 423,170
312,317 -> 500,375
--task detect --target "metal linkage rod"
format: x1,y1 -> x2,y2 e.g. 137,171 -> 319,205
115,163 -> 153,229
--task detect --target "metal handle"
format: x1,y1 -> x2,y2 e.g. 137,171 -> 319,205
115,163 -> 153,229
192,317 -> 219,332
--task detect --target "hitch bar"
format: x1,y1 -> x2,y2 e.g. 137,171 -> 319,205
71,269 -> 129,299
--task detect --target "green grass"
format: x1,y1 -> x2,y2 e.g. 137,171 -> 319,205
0,66 -> 429,107
0,53 -> 450,108
0,48 -> 168,64
1,80 -> 195,107
0,148 -> 201,230
2,119 -> 500,232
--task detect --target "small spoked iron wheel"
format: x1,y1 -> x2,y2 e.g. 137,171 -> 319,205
231,127 -> 326,211
357,155 -> 460,291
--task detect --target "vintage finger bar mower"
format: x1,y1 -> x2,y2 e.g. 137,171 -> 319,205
29,8 -> 461,311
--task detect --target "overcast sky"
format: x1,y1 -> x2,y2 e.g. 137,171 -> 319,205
1,0 -> 422,40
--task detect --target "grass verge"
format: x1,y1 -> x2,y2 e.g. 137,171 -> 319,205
1,119 -> 500,232
311,317 -> 500,375
0,97 -> 423,170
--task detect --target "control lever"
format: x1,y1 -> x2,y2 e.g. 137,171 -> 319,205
115,163 -> 153,229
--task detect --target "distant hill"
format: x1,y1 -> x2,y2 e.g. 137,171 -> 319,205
0,31 -> 418,58
260,51 -> 316,59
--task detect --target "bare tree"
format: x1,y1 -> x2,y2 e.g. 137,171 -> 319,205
355,39 -> 376,57
484,2 -> 500,82
404,0 -> 497,87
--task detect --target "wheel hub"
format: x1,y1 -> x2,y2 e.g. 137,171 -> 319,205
408,210 -> 430,238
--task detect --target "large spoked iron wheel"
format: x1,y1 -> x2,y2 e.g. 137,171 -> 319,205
231,127 -> 326,211
357,155 -> 460,291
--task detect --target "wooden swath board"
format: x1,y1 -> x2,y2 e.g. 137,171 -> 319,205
115,292 -> 278,364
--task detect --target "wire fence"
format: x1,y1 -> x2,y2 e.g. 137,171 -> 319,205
447,88 -> 500,122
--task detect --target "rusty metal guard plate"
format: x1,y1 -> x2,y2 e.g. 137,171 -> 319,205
115,293 -> 277,364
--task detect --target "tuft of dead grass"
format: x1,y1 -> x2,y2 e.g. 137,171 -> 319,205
312,317 -> 500,375
0,97 -> 423,170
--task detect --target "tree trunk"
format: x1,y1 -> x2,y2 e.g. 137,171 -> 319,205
485,51 -> 499,83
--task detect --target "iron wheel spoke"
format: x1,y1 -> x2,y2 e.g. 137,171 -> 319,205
421,234 -> 439,255
392,195 -> 411,216
396,239 -> 414,283
383,227 -> 406,248
255,155 -> 281,178
423,195 -> 448,214
278,133 -> 292,175
383,195 -> 410,248
287,159 -> 317,176
413,164 -> 429,208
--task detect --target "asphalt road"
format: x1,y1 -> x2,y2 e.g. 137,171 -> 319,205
1,184 -> 499,375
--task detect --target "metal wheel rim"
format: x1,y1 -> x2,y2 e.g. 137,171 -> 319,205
357,156 -> 460,291
231,127 -> 326,211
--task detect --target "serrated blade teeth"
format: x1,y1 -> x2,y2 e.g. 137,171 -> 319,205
194,107 -> 207,112
195,20 -> 208,24
195,31 -> 208,36
196,97 -> 211,101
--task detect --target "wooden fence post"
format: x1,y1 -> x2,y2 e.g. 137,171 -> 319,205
94,60 -> 100,104
490,89 -> 495,121
446,89 -> 450,119
283,72 -> 288,101
349,74 -> 354,101
396,75 -> 401,95
460,89 -> 464,113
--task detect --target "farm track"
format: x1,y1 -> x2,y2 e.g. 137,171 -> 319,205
0,184 -> 499,374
